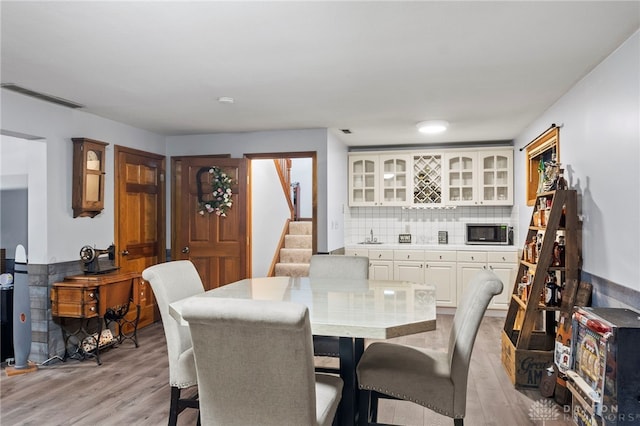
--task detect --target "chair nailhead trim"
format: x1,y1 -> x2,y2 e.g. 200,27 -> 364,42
360,384 -> 464,418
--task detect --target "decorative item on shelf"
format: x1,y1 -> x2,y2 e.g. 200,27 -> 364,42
196,166 -> 233,216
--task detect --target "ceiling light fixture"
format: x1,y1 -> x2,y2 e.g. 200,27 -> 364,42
416,120 -> 449,134
217,96 -> 234,104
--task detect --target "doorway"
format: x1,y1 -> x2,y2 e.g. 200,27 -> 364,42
245,152 -> 317,277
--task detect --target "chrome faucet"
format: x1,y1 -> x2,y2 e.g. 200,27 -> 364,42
370,229 -> 374,242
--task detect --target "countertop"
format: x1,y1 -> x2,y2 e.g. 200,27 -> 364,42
345,243 -> 519,252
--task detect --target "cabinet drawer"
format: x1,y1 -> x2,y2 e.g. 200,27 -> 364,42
425,251 -> 457,262
345,249 -> 369,257
51,286 -> 99,318
456,251 -> 487,263
487,251 -> 518,263
368,249 -> 394,260
394,250 -> 425,261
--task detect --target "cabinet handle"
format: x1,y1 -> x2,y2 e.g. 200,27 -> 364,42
89,292 -> 95,298
90,306 -> 96,312
420,264 -> 423,268
407,255 -> 410,259
378,254 -> 382,258
471,256 -> 475,260
439,255 -> 442,259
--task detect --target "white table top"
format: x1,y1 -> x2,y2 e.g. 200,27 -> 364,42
169,276 -> 436,340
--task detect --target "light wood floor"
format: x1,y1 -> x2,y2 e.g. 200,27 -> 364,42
1,314 -> 573,426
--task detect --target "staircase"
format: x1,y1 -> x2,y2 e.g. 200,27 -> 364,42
274,221 -> 312,277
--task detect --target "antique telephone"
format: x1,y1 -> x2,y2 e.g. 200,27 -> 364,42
79,244 -> 117,274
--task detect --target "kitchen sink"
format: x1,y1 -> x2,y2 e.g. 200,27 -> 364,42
358,241 -> 384,244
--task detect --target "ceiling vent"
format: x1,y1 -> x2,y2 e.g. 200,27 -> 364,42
1,83 -> 84,109
340,129 -> 352,134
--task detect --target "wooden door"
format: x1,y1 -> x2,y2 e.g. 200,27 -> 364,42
173,156 -> 248,290
115,146 -> 165,329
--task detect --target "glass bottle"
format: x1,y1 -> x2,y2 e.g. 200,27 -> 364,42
556,168 -> 568,190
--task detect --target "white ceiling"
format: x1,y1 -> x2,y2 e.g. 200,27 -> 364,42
1,1 -> 639,147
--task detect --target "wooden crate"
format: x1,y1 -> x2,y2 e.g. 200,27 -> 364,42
501,330 -> 554,388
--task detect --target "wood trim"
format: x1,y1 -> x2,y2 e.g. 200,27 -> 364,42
267,218 -> 291,277
273,159 -> 295,219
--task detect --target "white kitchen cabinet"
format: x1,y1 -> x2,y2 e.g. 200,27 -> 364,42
348,155 -> 378,206
424,251 -> 457,308
368,249 -> 394,280
486,251 -> 518,310
478,150 -> 513,205
444,149 -> 513,206
344,248 -> 369,258
393,250 -> 425,284
411,152 -> 446,207
348,153 -> 410,206
456,250 -> 517,310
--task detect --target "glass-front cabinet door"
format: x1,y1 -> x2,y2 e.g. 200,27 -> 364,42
479,150 -> 513,205
349,155 -> 378,206
379,154 -> 409,206
444,152 -> 476,205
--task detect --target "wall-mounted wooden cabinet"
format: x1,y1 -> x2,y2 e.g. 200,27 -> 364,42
72,137 -> 108,218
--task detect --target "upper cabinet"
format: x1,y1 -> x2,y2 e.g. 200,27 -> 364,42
349,153 -> 410,206
479,150 -> 513,205
349,148 -> 513,207
444,149 -> 513,206
411,152 -> 446,207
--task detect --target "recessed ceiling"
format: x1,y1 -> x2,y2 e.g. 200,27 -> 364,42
1,1 -> 638,147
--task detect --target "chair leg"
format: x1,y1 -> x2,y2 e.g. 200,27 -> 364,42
169,386 -> 181,426
358,389 -> 371,426
454,418 -> 464,426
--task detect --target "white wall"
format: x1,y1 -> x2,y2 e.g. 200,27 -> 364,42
165,129 -> 338,252
290,157 -> 313,219
326,131 -> 348,251
514,30 -> 640,291
0,136 -> 29,258
251,160 -> 290,276
1,90 -> 166,264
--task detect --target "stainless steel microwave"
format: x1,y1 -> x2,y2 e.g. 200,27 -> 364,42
465,223 -> 513,245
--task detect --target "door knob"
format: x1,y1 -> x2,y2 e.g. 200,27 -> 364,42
121,250 -> 129,256
181,247 -> 190,254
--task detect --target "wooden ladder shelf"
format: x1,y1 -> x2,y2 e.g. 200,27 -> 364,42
501,189 -> 580,387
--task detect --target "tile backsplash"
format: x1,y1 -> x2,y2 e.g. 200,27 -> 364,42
345,205 -> 519,246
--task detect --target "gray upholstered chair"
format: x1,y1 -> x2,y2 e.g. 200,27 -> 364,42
142,260 -> 204,426
308,255 -> 370,363
182,297 -> 344,426
356,269 -> 504,426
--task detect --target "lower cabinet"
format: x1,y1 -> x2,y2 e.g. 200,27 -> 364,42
425,251 -> 457,308
345,247 -> 517,310
457,250 -> 517,310
368,249 -> 394,280
393,250 -> 425,283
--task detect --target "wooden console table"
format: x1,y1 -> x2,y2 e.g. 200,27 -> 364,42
51,271 -> 141,365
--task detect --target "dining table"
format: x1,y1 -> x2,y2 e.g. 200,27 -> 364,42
168,276 -> 437,426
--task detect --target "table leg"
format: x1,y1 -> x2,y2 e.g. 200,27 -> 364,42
338,337 -> 365,426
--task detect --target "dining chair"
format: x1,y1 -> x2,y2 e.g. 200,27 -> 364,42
356,269 -> 504,426
308,254 -> 370,368
142,260 -> 204,426
182,297 -> 344,426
